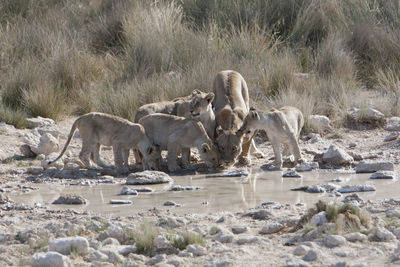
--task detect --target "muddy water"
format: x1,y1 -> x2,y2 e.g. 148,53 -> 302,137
10,170 -> 399,216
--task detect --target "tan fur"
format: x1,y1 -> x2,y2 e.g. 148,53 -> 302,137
212,70 -> 262,166
238,106 -> 304,169
139,113 -> 220,172
46,112 -> 160,171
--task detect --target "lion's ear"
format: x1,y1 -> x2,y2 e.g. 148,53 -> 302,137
206,93 -> 214,104
216,125 -> 224,136
249,106 -> 256,111
191,89 -> 201,96
201,143 -> 210,153
250,111 -> 260,120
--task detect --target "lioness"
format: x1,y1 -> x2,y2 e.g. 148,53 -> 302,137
138,113 -> 220,172
46,112 -> 160,171
212,70 -> 263,166
134,89 -> 215,138
238,106 -> 304,169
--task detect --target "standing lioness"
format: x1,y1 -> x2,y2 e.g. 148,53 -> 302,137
139,114 -> 220,172
238,106 -> 304,169
213,70 -> 263,166
46,112 -> 159,171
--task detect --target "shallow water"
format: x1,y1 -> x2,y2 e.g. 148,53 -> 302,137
10,169 -> 399,216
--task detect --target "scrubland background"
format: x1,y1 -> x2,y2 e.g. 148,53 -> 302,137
1,0 -> 400,129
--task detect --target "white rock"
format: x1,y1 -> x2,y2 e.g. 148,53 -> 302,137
213,231 -> 234,243
337,185 -> 376,193
30,133 -> 60,155
307,185 -> 325,193
235,236 -> 259,245
323,235 -> 346,248
295,162 -> 319,172
322,145 -> 354,166
26,116 -> 55,129
186,244 -> 207,256
37,124 -> 62,139
126,171 -> 172,185
308,115 -> 333,133
49,236 -> 89,255
345,232 -> 367,243
42,152 -> 64,169
88,249 -> 109,262
348,107 -> 385,123
370,171 -> 397,179
259,222 -> 284,234
386,209 -> 400,218
293,245 -> 308,256
167,256 -> 184,267
370,227 -> 396,242
310,211 -> 327,226
356,161 -> 394,173
386,117 -> 400,131
109,199 -> 132,204
30,252 -> 72,267
99,246 -> 125,263
102,237 -> 120,246
119,187 -> 138,195
282,170 -> 302,178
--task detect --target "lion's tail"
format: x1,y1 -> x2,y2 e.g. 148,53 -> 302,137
47,118 -> 80,167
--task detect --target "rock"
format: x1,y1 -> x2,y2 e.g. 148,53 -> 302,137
215,260 -> 234,267
259,222 -> 284,234
135,187 -> 153,192
166,256 -> 184,267
282,170 -> 302,178
293,245 -> 308,256
26,167 -> 44,175
337,185 -> 376,193
356,161 -> 394,173
386,117 -> 400,131
186,244 -> 207,256
205,169 -> 249,178
243,210 -> 271,220
145,254 -> 166,266
30,252 -> 71,267
302,249 -> 318,262
30,133 -> 60,156
88,250 -> 109,262
347,151 -> 363,161
332,262 -> 347,267
37,124 -> 62,139
307,185 -> 325,193
369,227 -> 396,242
323,235 -> 346,248
308,115 -> 333,133
345,232 -> 367,243
342,193 -> 364,205
235,236 -> 259,245
163,201 -> 179,207
119,187 -> 138,195
0,122 -> 16,133
384,132 -> 399,142
99,246 -> 125,263
42,152 -> 64,169
370,171 -> 396,179
308,133 -> 322,143
322,145 -> 354,166
295,162 -> 319,172
213,231 -> 234,243
386,209 -> 400,218
49,237 -> 89,255
20,144 -> 36,157
347,107 -> 385,126
126,171 -> 172,185
310,211 -> 327,226
102,237 -> 120,246
109,200 -> 132,205
26,116 -> 55,129
52,194 -> 87,205
231,226 -> 247,234
169,185 -> 201,191
157,217 -> 184,228
152,235 -> 177,255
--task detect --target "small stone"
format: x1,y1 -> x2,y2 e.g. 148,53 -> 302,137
293,245 -> 308,256
306,185 -> 325,193
26,116 -> 55,129
145,254 -> 166,265
323,235 -> 346,248
337,185 -> 376,193
231,226 -> 247,234
52,194 -> 86,205
356,161 -> 394,173
295,162 -> 319,172
30,252 -> 71,267
302,249 -> 318,262
109,200 -> 132,204
126,171 -> 172,185
213,231 -> 234,243
119,187 -> 138,195
216,216 -> 225,223
186,244 -> 207,256
322,144 -> 354,166
345,232 -> 367,243
163,201 -> 178,207
259,222 -> 284,234
349,142 -> 357,148
135,187 -> 153,192
26,167 -> 44,175
20,144 -> 36,157
308,115 -> 333,133
244,210 -> 271,220
235,236 -> 259,245
49,236 -> 89,255
152,235 -> 177,255
282,170 -> 302,178
332,262 -> 347,267
102,237 -> 120,246
386,209 -> 400,218
310,211 -> 327,226
370,227 -> 396,242
215,260 -> 233,267
169,185 -> 185,191
166,256 -> 184,267
342,193 -> 364,205
384,132 -> 399,142
88,249 -> 109,262
370,171 -> 396,179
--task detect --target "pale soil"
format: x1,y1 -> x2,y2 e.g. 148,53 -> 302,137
1,117 -> 400,266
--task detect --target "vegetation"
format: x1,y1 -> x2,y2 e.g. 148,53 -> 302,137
1,0 -> 400,126
169,230 -> 206,250
134,222 -> 159,256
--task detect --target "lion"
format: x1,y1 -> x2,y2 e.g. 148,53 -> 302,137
138,113 -> 220,172
134,89 -> 215,138
212,70 -> 264,166
46,112 -> 160,171
237,106 -> 304,169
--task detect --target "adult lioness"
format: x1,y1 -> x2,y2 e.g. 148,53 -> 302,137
46,112 -> 160,171
212,70 -> 263,166
138,114 -> 220,172
238,106 -> 304,169
134,89 -> 215,138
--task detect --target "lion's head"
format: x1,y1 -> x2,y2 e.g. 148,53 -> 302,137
188,90 -> 214,117
215,126 -> 244,166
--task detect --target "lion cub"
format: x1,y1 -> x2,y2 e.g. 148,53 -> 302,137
46,112 -> 160,171
139,114 -> 220,172
238,106 -> 304,169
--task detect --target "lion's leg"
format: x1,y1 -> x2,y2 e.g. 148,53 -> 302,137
238,138 -> 252,165
122,148 -> 130,168
92,143 -> 112,168
112,143 -> 125,170
79,139 -> 94,169
167,142 -> 181,172
181,148 -> 191,168
271,140 -> 283,169
287,134 -> 302,164
250,134 -> 264,158
133,149 -> 143,164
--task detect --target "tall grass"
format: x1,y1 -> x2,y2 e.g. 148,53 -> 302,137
0,0 -> 400,128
